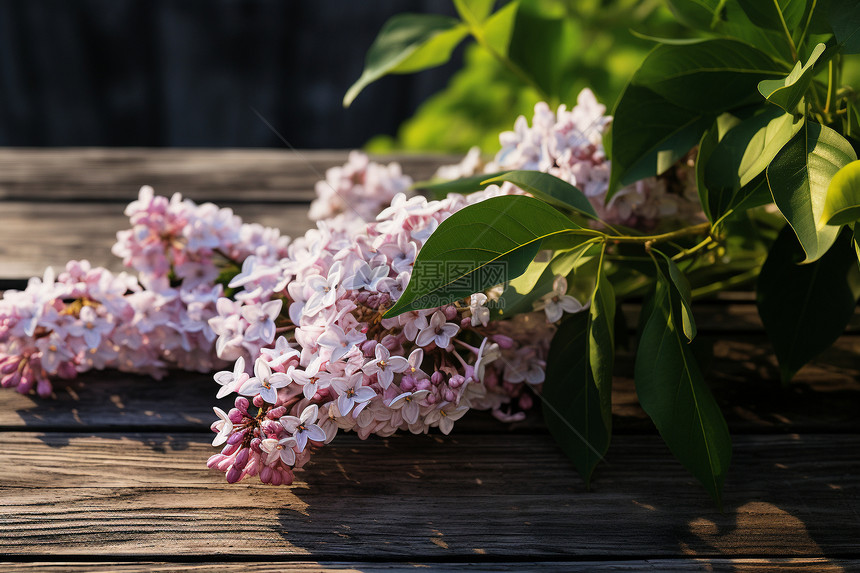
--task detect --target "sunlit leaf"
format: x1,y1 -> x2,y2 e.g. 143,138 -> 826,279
757,226 -> 860,382
822,160 -> 860,225
767,121 -> 857,262
482,0 -> 520,54
414,171 -> 510,199
453,0 -> 496,25
758,43 -> 826,113
384,195 -> 601,317
481,170 -> 598,219
704,107 -> 804,221
344,14 -> 465,107
543,254 -> 615,486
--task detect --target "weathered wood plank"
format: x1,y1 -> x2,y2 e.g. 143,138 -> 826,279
0,201 -> 313,279
0,433 -> 858,558
2,335 -> 857,433
0,558 -> 854,572
0,148 -> 456,202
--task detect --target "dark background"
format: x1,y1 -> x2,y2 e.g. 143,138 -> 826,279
0,0 -> 461,148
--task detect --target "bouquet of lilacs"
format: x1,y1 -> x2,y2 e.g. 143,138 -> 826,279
1,89 -> 705,491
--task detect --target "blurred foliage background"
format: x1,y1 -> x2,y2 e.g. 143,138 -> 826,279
365,0 -> 860,155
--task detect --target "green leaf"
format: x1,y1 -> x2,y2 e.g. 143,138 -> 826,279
384,195 -> 600,317
665,0 -> 727,30
632,39 -> 785,114
822,160 -> 860,225
543,255 -> 615,486
653,250 -> 697,342
704,107 -> 804,222
608,85 -> 713,199
757,225 -> 860,382
481,171 -> 598,219
635,277 -> 732,506
737,0 -> 808,31
846,102 -> 860,142
758,43 -> 827,113
496,242 -> 598,318
829,0 -> 860,53
507,0 -> 573,98
414,171 -> 510,199
767,121 -> 857,262
482,0 -> 520,54
696,113 -> 743,222
715,2 -> 795,64
453,0 -> 496,25
343,14 -> 465,107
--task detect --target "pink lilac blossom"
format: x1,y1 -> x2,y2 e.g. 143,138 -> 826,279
437,89 -> 703,231
0,186 -> 292,396
205,176 -> 569,485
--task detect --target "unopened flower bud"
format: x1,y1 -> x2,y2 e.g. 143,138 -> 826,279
228,409 -> 244,424
415,378 -> 431,391
360,339 -> 378,357
207,454 -> 226,469
260,466 -> 273,484
1,372 -> 20,388
491,334 -> 515,349
425,393 -> 437,405
234,396 -> 250,413
57,362 -> 77,379
448,375 -> 464,388
280,469 -> 294,486
36,378 -> 52,397
430,371 -> 445,386
267,406 -> 286,419
443,305 -> 458,321
460,317 -> 471,329
252,394 -> 265,408
233,448 -> 250,471
250,438 -> 262,453
0,358 -> 18,375
400,376 -> 415,391
227,429 -> 245,445
444,389 -> 456,402
225,466 -> 242,483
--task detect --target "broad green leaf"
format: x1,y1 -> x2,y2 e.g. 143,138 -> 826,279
453,0 -> 496,25
654,250 -> 697,342
496,242 -> 598,318
758,43 -> 827,113
704,107 -> 804,221
629,30 -> 708,45
384,195 -> 600,317
822,160 -> 860,225
481,171 -> 598,219
757,226 -> 860,382
767,122 -> 857,262
344,14 -> 464,107
829,0 -> 860,53
665,0 -> 727,30
482,0 -> 519,54
414,171 -> 509,199
507,0 -> 573,98
543,257 -> 615,486
391,25 -> 470,74
635,278 -> 732,506
632,39 -> 785,114
737,0 -> 808,31
608,85 -> 713,199
697,113 -> 743,222
715,2 -> 795,64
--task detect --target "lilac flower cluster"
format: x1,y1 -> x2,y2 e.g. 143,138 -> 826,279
0,186 -> 290,396
206,185 -> 560,485
439,89 -> 703,230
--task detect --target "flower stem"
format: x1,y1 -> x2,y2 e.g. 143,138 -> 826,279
607,222 -> 711,245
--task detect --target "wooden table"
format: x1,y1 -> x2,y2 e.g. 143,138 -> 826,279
1,149 -> 858,572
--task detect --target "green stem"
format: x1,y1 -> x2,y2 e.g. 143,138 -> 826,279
690,267 -> 761,299
795,0 -> 817,51
825,60 -> 835,114
607,222 -> 712,245
774,0 -> 798,62
672,235 -> 716,262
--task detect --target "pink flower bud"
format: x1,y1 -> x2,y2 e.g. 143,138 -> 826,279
491,334 -> 515,349
430,371 -> 445,386
260,466 -> 273,484
36,377 -> 52,397
234,396 -> 250,413
400,376 -> 415,392
270,470 -> 282,486
0,358 -> 18,375
207,454 -> 225,469
448,375 -> 465,389
443,305 -> 457,321
360,339 -> 378,357
267,406 -> 286,419
228,409 -> 244,424
425,393 -> 437,405
252,394 -> 265,408
57,362 -> 77,379
233,448 -> 250,471
225,466 -> 242,483
280,469 -> 294,486
250,438 -> 262,452
460,317 -> 471,329
217,456 -> 233,472
221,442 -> 239,456
1,372 -> 20,388
415,378 -> 431,391
355,292 -> 370,304
16,375 -> 34,394
444,389 -> 456,402
227,429 -> 245,445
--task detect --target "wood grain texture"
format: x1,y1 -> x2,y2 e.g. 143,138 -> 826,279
0,149 -> 456,202
1,432 -> 858,557
0,558 -> 855,572
2,335 -> 857,433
